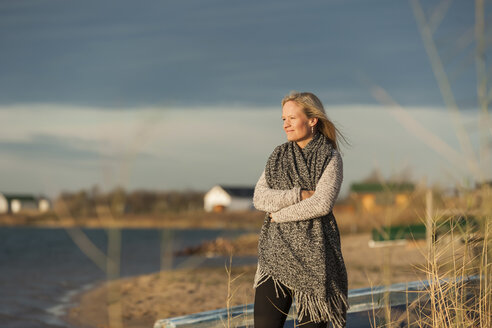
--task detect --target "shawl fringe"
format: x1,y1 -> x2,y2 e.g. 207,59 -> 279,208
253,265 -> 349,328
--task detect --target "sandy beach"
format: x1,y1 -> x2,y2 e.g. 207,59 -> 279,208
65,232 -> 431,328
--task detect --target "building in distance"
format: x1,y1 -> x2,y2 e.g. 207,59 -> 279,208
204,185 -> 255,212
0,193 -> 51,214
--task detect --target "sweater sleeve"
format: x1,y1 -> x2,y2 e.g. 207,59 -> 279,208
253,170 -> 302,213
271,150 -> 343,223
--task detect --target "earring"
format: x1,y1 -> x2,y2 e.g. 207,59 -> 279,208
311,126 -> 314,134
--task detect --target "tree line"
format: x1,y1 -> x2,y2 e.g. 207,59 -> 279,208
56,186 -> 205,218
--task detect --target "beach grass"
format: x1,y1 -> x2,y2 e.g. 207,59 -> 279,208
365,186 -> 491,328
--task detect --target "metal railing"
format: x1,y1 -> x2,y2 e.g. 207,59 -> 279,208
154,275 -> 481,328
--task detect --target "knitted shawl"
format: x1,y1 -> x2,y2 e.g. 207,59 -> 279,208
253,131 -> 349,327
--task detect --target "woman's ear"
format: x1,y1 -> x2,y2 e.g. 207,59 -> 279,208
310,117 -> 318,126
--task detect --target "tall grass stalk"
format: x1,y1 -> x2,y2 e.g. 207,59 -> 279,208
365,190 -> 490,328
365,0 -> 492,325
400,186 -> 491,328
417,219 -> 489,326
222,252 -> 246,328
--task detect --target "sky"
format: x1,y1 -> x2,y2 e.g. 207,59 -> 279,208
1,0 -> 491,198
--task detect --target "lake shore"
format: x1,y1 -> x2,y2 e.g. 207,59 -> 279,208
0,208 -> 408,234
65,232 -> 431,328
0,210 -> 266,230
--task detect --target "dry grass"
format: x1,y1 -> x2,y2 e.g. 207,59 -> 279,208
367,187 -> 491,328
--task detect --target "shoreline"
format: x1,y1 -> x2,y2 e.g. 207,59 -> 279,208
47,281 -> 99,327
0,211 -> 266,230
0,209 -> 422,235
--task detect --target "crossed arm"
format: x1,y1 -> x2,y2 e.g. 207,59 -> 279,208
252,150 -> 343,223
252,171 -> 301,212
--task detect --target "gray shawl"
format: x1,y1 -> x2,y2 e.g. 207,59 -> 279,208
253,131 -> 349,327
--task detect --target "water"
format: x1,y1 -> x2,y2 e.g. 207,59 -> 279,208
0,227 -> 257,328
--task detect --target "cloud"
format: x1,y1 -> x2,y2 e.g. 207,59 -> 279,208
0,133 -> 109,162
0,102 -> 486,198
0,0 -> 482,108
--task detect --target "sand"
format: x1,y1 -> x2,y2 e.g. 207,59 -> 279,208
65,232 -> 433,328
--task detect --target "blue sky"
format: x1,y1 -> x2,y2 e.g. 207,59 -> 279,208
1,0 -> 491,197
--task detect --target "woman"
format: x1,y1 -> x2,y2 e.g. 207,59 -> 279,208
252,91 -> 349,328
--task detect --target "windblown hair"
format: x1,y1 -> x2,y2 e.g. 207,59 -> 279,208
281,91 -> 349,151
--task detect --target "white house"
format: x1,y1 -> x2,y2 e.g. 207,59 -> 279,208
204,185 -> 255,212
0,193 -> 51,214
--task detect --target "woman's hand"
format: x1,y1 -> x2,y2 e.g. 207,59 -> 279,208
301,190 -> 315,200
269,190 -> 314,222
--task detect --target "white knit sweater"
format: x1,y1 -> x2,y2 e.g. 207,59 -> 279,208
253,149 -> 343,223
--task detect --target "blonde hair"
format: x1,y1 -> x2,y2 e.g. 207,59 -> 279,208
281,91 -> 349,151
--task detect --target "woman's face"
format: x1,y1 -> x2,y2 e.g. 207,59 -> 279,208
282,100 -> 316,148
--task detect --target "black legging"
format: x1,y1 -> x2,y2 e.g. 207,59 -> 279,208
254,277 -> 330,328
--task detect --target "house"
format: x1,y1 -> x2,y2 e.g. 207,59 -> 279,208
0,193 -> 51,214
349,182 -> 415,212
204,185 -> 255,212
